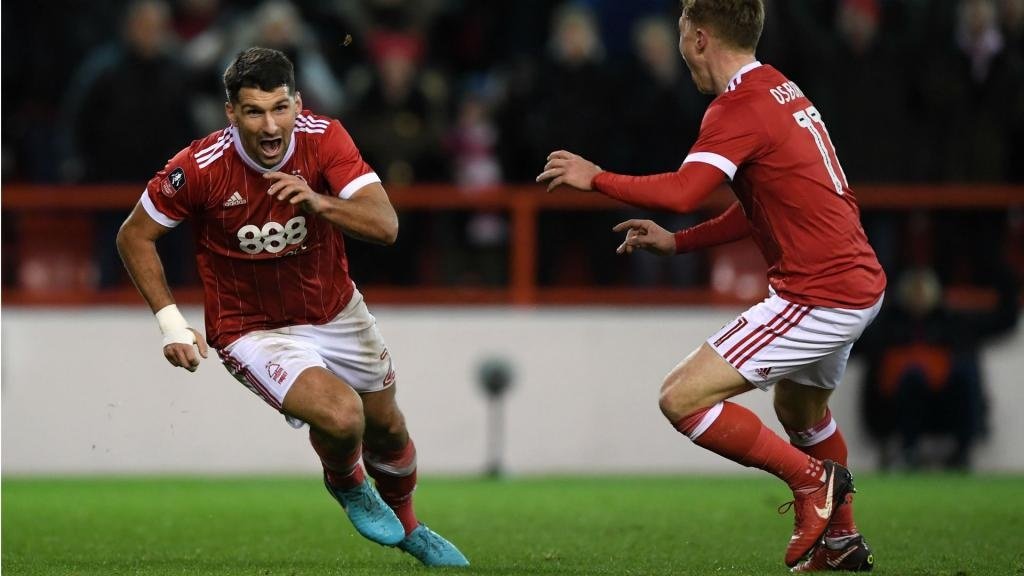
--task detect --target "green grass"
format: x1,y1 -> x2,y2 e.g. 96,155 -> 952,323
3,474 -> 1022,575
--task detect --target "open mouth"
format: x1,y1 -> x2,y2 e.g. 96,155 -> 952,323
260,137 -> 283,157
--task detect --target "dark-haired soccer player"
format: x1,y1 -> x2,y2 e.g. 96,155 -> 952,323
117,47 -> 468,567
537,1 -> 881,571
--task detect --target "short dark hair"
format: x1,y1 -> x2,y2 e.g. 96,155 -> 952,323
223,47 -> 296,103
681,0 -> 764,52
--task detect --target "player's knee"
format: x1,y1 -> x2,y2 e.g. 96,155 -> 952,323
313,401 -> 365,442
365,410 -> 408,448
659,375 -> 695,423
772,397 -> 797,428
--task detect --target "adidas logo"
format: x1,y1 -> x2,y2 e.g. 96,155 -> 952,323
754,366 -> 773,379
223,191 -> 246,207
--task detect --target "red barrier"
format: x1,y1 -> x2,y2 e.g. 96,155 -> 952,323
2,183 -> 1021,307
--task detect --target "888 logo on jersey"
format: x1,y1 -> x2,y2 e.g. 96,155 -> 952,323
236,216 -> 308,254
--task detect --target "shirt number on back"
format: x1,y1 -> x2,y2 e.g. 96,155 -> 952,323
792,106 -> 848,195
236,216 -> 308,254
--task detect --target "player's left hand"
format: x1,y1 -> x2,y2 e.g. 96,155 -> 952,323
612,219 -> 675,256
264,171 -> 326,214
536,150 -> 602,193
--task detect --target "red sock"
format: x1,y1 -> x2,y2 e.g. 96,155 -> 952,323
787,410 -> 858,537
309,430 -> 364,490
364,439 -> 419,535
676,402 -> 823,492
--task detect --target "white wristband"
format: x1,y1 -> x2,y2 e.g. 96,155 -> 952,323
155,304 -> 195,347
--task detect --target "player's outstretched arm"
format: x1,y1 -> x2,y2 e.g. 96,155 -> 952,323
591,161 -> 727,214
613,219 -> 675,256
264,172 -> 398,245
116,204 -> 208,372
536,150 -> 602,192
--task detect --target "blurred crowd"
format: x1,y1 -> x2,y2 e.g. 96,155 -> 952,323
2,0 -> 1023,288
5,0 -> 1024,186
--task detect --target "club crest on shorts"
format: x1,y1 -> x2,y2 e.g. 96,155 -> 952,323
266,361 -> 288,385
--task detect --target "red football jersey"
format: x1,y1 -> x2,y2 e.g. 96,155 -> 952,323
685,62 -> 885,308
142,111 -> 380,348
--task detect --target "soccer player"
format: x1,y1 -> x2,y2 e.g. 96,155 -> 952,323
536,1 -> 882,571
116,47 -> 468,567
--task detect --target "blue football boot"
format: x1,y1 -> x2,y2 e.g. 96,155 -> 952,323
324,475 -> 405,546
398,524 -> 470,567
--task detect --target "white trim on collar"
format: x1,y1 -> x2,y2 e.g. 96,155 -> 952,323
725,60 -> 763,92
230,124 -> 297,173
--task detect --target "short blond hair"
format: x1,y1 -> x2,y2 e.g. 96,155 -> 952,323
681,0 -> 764,52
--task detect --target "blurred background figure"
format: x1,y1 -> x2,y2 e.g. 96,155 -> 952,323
998,0 -> 1024,182
534,3 -> 620,286
448,84 -> 502,191
228,0 -> 345,116
60,0 -> 197,288
61,0 -> 194,184
174,0 -> 243,134
342,28 -> 448,286
856,265 -> 1020,471
621,16 -> 707,288
921,0 -> 1024,183
346,35 -> 446,186
534,3 -> 616,169
443,81 -> 508,285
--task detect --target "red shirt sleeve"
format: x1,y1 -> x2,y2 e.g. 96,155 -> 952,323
592,160 -> 726,213
321,119 -> 380,198
142,147 -> 201,227
674,201 -> 750,254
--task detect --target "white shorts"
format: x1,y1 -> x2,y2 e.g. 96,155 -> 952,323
707,291 -> 883,390
217,289 -> 396,418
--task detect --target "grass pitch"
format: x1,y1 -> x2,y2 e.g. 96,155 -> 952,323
3,474 -> 1021,575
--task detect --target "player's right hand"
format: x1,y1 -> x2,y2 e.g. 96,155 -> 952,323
612,219 -> 675,256
163,327 -> 209,372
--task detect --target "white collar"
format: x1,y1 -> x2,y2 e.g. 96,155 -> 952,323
230,125 -> 297,173
725,60 -> 762,92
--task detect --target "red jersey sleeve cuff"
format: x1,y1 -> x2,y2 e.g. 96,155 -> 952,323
674,229 -> 693,254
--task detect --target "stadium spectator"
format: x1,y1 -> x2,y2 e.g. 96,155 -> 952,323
535,4 -> 623,286
622,16 -> 708,287
345,33 -> 447,185
538,0 -> 882,571
115,47 -> 468,567
857,261 -> 1020,471
999,0 -> 1024,181
339,32 -> 448,286
535,3 -> 618,171
228,1 -> 345,116
1002,0 -> 1024,55
313,0 -> 444,96
803,0 -> 922,182
173,0 -> 246,135
920,0 -> 1024,182
443,82 -> 508,285
62,0 -> 195,184
61,0 -> 198,288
